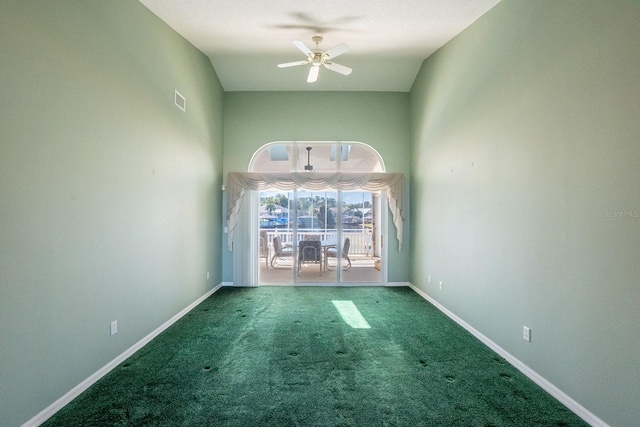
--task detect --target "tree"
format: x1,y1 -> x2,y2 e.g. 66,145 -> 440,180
276,194 -> 289,208
318,206 -> 336,228
298,197 -> 313,215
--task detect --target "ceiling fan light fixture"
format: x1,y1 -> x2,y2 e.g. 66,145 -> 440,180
307,66 -> 320,83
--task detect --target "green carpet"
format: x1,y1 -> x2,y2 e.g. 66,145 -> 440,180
43,287 -> 587,426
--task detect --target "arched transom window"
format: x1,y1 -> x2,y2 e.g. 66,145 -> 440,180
249,141 -> 385,173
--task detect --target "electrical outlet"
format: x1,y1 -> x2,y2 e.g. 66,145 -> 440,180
523,326 -> 531,342
428,275 -> 431,284
207,271 -> 210,280
439,281 -> 443,290
110,320 -> 118,336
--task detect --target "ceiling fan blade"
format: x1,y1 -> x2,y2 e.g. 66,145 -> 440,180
324,62 -> 352,76
323,42 -> 349,59
277,60 -> 310,68
307,66 -> 320,83
292,40 -> 314,57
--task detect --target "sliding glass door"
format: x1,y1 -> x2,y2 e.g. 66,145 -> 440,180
248,140 -> 388,286
257,188 -> 382,285
340,191 -> 382,284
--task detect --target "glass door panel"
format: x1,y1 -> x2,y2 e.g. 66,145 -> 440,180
339,191 -> 382,283
258,190 -> 294,285
295,190 -> 337,283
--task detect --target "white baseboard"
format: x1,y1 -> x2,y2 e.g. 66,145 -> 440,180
231,282 -> 410,287
23,284 -> 223,427
387,281 -> 411,287
408,284 -> 608,427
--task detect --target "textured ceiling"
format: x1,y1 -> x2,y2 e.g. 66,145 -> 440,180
139,0 -> 502,92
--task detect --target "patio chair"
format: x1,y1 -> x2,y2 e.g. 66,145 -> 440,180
259,230 -> 269,268
270,236 -> 293,268
326,237 -> 351,270
298,240 -> 322,276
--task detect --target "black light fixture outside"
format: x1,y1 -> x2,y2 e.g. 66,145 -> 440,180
304,146 -> 314,171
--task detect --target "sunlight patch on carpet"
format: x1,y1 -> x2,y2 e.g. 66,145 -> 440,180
332,300 -> 371,329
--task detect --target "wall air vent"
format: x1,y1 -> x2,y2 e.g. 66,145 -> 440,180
174,90 -> 186,112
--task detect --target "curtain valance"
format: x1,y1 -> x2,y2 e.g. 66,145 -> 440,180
226,172 -> 405,251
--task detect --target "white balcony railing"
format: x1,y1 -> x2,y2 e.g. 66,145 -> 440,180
262,229 -> 373,257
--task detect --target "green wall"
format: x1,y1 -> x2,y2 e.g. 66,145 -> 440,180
0,1 -> 224,425
5,0 -> 637,425
409,1 -> 640,425
222,91 -> 411,283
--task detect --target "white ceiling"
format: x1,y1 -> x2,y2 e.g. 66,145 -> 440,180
138,0 -> 502,92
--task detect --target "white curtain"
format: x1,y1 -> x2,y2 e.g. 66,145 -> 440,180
226,172 -> 405,251
231,189 -> 260,286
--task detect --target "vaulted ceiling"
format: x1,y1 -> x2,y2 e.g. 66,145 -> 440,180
139,0 -> 502,92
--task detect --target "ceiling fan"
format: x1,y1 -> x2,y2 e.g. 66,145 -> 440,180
277,36 -> 352,83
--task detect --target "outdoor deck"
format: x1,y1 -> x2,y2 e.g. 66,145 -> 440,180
258,254 -> 382,284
